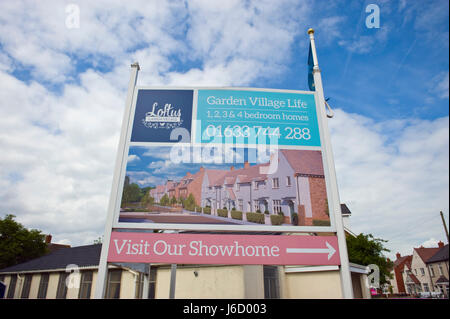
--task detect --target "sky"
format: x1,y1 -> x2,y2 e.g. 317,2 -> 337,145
0,0 -> 448,260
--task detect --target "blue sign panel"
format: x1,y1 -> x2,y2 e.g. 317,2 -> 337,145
131,89 -> 193,143
195,90 -> 321,147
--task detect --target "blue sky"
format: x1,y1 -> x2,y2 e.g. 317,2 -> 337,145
0,0 -> 448,259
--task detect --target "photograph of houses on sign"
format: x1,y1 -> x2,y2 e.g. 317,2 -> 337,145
118,146 -> 331,227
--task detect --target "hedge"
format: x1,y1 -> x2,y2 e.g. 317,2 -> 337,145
246,212 -> 265,224
203,206 -> 211,214
231,210 -> 243,220
217,209 -> 228,218
313,219 -> 331,226
270,214 -> 284,225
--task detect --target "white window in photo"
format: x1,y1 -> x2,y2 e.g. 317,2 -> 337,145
273,200 -> 282,214
254,200 -> 259,212
272,178 -> 279,189
420,268 -> 425,276
254,181 -> 258,190
429,266 -> 435,277
286,176 -> 291,187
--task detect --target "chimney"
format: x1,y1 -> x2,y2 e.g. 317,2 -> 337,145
230,166 -> 234,171
396,252 -> 401,259
45,234 -> 52,244
244,161 -> 250,169
200,166 -> 204,172
438,241 -> 444,248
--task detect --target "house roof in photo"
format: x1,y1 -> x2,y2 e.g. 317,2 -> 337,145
280,149 -> 324,176
340,204 -> 351,215
426,244 -> 449,264
414,246 -> 441,263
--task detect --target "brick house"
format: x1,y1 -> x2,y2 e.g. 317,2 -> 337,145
150,149 -> 329,225
390,241 -> 448,296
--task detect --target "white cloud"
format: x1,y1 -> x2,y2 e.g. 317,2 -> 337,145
127,154 -> 140,163
430,71 -> 449,99
419,238 -> 440,248
0,0 -> 447,258
329,109 -> 449,258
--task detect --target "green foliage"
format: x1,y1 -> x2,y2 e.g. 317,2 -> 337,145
346,233 -> 394,285
270,214 -> 284,225
0,214 -> 48,269
140,191 -> 155,207
246,212 -> 265,224
121,180 -> 143,206
312,219 -> 331,226
217,209 -> 228,217
231,210 -> 243,220
170,196 -> 177,205
159,194 -> 170,206
203,207 -> 211,214
183,194 -> 196,211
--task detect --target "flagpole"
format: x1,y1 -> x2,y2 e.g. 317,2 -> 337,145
307,28 -> 354,299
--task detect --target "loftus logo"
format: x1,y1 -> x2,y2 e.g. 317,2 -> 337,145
143,102 -> 182,129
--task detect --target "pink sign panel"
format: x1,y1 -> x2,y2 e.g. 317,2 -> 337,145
108,232 -> 340,265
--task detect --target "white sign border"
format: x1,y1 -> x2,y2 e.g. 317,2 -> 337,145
110,86 -> 337,233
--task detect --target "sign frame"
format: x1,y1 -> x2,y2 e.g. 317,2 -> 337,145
110,85 -> 338,233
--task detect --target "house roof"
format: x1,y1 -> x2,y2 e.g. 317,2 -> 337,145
0,244 -> 102,274
280,149 -> 324,176
213,163 -> 267,186
340,204 -> 352,215
414,246 -> 441,263
394,255 -> 412,270
205,169 -> 228,185
436,275 -> 449,284
426,244 -> 449,264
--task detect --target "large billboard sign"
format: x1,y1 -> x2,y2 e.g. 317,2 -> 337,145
96,29 -> 354,299
113,87 -> 337,232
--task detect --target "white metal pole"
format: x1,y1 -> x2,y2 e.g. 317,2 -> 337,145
94,62 -> 140,299
307,28 -> 354,299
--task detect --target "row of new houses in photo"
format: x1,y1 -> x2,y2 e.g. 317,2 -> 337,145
388,241 -> 449,298
150,150 -> 330,225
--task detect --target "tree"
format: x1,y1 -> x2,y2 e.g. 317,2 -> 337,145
121,183 -> 142,206
160,194 -> 170,206
183,194 -> 196,211
0,214 -> 48,269
346,233 -> 393,285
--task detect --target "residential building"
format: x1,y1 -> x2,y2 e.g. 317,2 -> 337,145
425,243 -> 449,298
150,150 -> 330,226
389,241 -> 448,297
